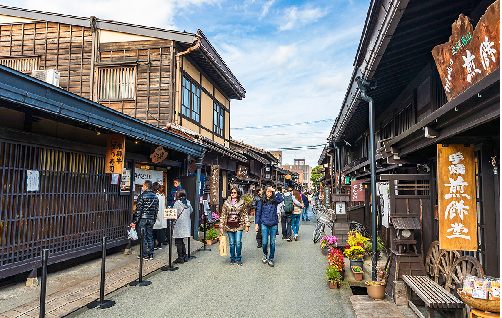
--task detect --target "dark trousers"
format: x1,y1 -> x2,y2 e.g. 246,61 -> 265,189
138,218 -> 155,257
256,226 -> 262,245
281,213 -> 292,238
154,228 -> 166,245
175,238 -> 186,258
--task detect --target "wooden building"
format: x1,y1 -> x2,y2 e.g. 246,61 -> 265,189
319,0 -> 499,282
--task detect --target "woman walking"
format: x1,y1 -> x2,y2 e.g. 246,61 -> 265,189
220,188 -> 250,266
255,187 -> 283,267
172,189 -> 192,264
152,182 -> 167,249
291,189 -> 304,241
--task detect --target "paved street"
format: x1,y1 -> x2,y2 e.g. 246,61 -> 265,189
78,218 -> 355,318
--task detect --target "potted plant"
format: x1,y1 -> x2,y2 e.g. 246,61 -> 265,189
205,228 -> 219,245
212,212 -> 220,228
363,236 -> 385,258
365,281 -> 386,299
351,266 -> 364,281
325,266 -> 342,289
320,236 -> 338,255
328,248 -> 345,280
344,245 -> 365,268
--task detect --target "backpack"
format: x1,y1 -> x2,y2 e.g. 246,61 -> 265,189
283,194 -> 294,213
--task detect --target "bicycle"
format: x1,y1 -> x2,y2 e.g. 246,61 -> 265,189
312,207 -> 335,243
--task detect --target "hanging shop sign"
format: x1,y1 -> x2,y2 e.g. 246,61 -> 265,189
120,169 -> 131,194
237,165 -> 248,178
324,186 -> 330,206
26,170 -> 39,191
134,168 -> 163,185
335,201 -> 346,215
432,1 -> 500,102
150,146 -> 168,164
105,134 -> 125,174
210,165 -> 220,205
351,180 -> 365,202
437,144 -> 477,251
163,208 -> 178,220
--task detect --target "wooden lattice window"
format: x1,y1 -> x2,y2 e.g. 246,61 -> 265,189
213,102 -> 224,136
98,67 -> 136,100
0,56 -> 38,74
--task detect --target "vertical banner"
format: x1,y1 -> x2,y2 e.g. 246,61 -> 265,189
210,165 -> 220,205
438,144 -> 477,251
351,180 -> 365,201
105,134 -> 125,174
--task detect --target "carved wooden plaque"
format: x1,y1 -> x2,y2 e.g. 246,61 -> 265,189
105,134 -> 125,174
437,144 -> 477,251
210,165 -> 220,205
432,0 -> 499,101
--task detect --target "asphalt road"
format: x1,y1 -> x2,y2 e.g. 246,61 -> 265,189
77,212 -> 356,318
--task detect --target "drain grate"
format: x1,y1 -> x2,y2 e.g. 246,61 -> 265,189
350,286 -> 367,295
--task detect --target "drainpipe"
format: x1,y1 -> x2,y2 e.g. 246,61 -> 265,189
356,77 -> 378,281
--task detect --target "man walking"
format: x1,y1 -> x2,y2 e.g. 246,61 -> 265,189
302,191 -> 310,221
131,180 -> 159,260
282,188 -> 294,241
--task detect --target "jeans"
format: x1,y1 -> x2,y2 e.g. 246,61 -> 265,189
292,214 -> 300,235
301,207 -> 309,220
227,231 -> 243,261
261,224 -> 278,260
138,218 -> 155,257
281,213 -> 292,238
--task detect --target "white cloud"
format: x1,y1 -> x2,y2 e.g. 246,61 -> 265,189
279,5 -> 328,31
268,44 -> 297,69
259,0 -> 275,20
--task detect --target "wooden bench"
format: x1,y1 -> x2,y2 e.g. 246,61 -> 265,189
402,275 -> 465,318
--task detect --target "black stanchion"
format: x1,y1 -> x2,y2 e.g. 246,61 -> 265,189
88,237 -> 115,309
40,249 -> 49,318
198,213 -> 210,252
161,220 -> 178,271
186,237 -> 196,260
130,228 -> 151,286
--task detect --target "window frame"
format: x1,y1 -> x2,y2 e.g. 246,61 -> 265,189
0,56 -> 39,74
97,65 -> 136,102
213,101 -> 225,137
181,75 -> 201,123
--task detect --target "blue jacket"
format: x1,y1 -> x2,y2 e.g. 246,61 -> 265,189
302,194 -> 309,208
166,185 -> 183,207
256,193 -> 283,226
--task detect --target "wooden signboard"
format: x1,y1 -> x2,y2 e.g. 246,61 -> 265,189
210,165 -> 220,205
437,144 -> 477,251
351,180 -> 365,202
150,146 -> 168,164
432,0 -> 500,102
105,134 -> 125,174
236,165 -> 248,178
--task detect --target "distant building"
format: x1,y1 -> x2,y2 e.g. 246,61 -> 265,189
281,158 -> 312,190
269,151 -> 282,165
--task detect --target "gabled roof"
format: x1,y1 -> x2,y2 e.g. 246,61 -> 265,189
229,139 -> 279,164
0,5 -> 245,100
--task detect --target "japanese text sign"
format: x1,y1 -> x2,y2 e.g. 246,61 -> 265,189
236,165 -> 248,178
105,134 -> 125,174
164,208 -> 178,220
210,165 -> 219,205
351,180 -> 365,202
432,1 -> 499,102
438,144 -> 477,251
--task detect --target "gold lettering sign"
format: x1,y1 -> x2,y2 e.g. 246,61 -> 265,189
351,180 -> 365,202
210,165 -> 220,205
236,165 -> 248,178
105,134 -> 125,174
437,144 -> 477,251
432,1 -> 500,102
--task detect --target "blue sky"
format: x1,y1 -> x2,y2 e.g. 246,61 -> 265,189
7,0 -> 370,167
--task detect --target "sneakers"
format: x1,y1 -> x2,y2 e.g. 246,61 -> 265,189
287,237 -> 292,242
230,260 -> 236,265
294,234 -> 298,241
237,261 -> 243,266
306,219 -> 311,221
262,254 -> 268,263
138,255 -> 149,261
267,259 -> 275,267
257,244 -> 262,248
282,237 -> 287,240
149,255 -> 154,260
173,257 -> 184,264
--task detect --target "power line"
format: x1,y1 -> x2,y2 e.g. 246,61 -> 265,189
232,118 -> 335,130
268,144 -> 327,151
233,130 -> 327,138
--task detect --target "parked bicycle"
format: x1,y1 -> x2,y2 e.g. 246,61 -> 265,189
312,206 -> 335,243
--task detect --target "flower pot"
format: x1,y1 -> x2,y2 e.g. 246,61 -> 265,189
366,282 -> 386,300
328,280 -> 339,289
352,268 -> 363,281
338,270 -> 344,281
349,259 -> 364,268
205,238 -> 219,245
214,223 -> 220,229
321,247 -> 331,256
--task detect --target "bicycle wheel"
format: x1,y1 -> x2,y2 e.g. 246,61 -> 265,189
312,222 -> 324,243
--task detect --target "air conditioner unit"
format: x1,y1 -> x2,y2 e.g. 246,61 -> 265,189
31,69 -> 60,87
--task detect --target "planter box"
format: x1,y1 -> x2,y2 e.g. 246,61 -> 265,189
349,259 -> 364,268
351,266 -> 363,281
328,280 -> 339,289
205,238 -> 219,245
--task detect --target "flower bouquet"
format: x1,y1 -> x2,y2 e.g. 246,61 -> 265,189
320,236 -> 338,249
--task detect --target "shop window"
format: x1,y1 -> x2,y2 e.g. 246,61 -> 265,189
181,76 -> 200,122
98,67 -> 136,100
213,102 -> 224,136
0,56 -> 38,74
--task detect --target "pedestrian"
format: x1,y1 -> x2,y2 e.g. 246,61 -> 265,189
301,191 -> 310,221
255,187 -> 283,267
252,187 -> 264,248
167,178 -> 183,207
152,182 -> 167,249
220,188 -> 250,266
130,180 -> 159,260
172,189 -> 193,264
291,189 -> 304,241
281,188 -> 294,241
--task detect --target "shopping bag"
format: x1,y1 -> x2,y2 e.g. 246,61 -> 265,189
127,227 -> 138,240
219,234 -> 227,256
